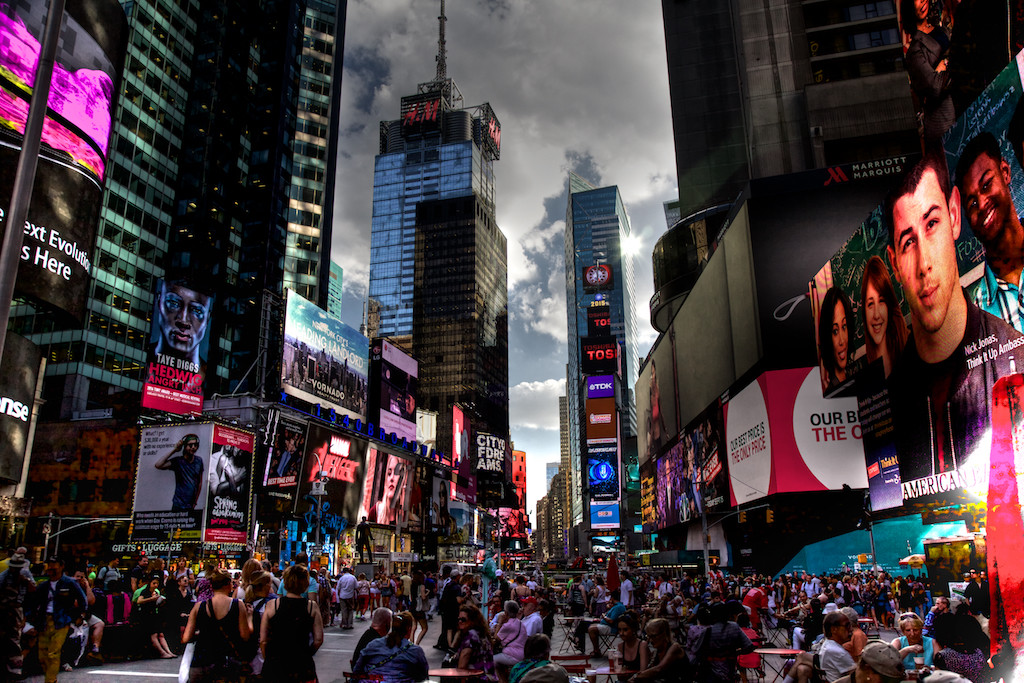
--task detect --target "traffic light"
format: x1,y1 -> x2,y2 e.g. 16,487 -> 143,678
738,511 -> 747,523
766,508 -> 774,523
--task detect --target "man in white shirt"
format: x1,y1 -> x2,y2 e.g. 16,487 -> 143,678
336,566 -> 357,629
520,596 -> 543,636
786,611 -> 856,683
658,573 -> 674,599
801,573 -> 817,599
619,572 -> 634,608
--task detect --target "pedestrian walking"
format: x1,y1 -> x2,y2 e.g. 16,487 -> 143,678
336,566 -> 357,629
259,564 -> 324,682
26,556 -> 87,683
182,567 -> 254,682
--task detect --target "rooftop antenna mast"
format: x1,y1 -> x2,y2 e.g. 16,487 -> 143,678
436,0 -> 447,82
418,0 -> 462,108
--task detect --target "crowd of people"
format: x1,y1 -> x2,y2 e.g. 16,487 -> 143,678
0,549 -> 1005,683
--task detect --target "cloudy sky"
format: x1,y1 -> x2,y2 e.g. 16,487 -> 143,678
330,0 -> 676,516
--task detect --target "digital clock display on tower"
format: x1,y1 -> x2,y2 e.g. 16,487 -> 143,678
583,265 -> 613,292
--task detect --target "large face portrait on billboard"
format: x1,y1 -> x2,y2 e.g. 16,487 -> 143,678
132,424 -> 213,539
452,405 -> 476,503
282,290 -> 368,420
811,57 -> 1024,513
357,448 -> 411,527
141,278 -> 214,415
1,0 -> 128,320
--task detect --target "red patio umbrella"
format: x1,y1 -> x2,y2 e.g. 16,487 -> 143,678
606,554 -> 621,593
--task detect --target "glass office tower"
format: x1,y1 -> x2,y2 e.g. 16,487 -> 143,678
10,0 -> 347,415
564,175 -> 640,539
366,21 -> 507,455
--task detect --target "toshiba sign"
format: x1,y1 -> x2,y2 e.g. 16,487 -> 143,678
581,338 -> 618,374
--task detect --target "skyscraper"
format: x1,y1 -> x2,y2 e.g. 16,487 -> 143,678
11,0 -> 348,416
545,462 -> 559,490
661,0 -> 916,219
367,2 -> 508,449
564,174 -> 639,552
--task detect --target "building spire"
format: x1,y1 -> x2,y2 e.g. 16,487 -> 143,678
436,0 -> 447,82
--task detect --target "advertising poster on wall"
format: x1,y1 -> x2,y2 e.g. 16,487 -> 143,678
655,401 -> 730,531
281,290 -> 368,421
141,278 -> 214,415
262,413 -> 306,492
357,447 -> 412,527
893,0 -> 1010,121
294,424 -> 368,532
416,409 -> 440,465
475,432 -> 506,509
203,425 -> 254,544
811,55 -> 1024,513
590,500 -> 620,529
0,332 -> 41,483
810,55 -> 1024,676
498,506 -> 528,543
636,335 -> 679,464
442,500 -> 482,545
1,0 -> 128,320
451,405 -> 476,504
640,461 -> 656,531
370,339 -> 418,442
132,424 -> 213,540
431,475 -> 455,535
726,368 -> 867,507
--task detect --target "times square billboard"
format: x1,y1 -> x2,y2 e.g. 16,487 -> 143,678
140,278 -> 214,415
131,422 -> 254,544
282,290 -> 368,422
1,0 -> 128,321
369,338 -> 418,442
810,44 -> 1024,675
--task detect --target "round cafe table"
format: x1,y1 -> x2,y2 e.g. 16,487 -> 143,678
754,648 -> 803,683
428,667 -> 484,682
589,665 -> 639,681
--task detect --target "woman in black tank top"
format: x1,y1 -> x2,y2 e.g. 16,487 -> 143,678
614,615 -> 649,681
183,568 -> 253,682
260,564 -> 324,683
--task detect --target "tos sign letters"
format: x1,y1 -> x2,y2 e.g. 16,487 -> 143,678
581,339 -> 618,374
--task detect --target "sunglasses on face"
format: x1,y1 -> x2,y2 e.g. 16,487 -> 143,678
458,616 -> 468,623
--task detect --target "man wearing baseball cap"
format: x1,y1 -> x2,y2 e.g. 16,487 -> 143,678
521,596 -> 543,636
832,642 -> 905,683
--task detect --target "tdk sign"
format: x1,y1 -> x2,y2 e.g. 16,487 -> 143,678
587,374 -> 615,399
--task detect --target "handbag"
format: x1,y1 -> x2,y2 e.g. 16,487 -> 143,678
493,619 -> 522,655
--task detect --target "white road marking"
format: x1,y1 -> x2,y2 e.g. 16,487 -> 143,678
86,672 -> 179,678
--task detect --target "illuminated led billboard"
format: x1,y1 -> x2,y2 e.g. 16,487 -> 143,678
369,339 -> 418,442
1,0 -> 128,320
282,290 -> 368,421
141,278 -> 214,415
